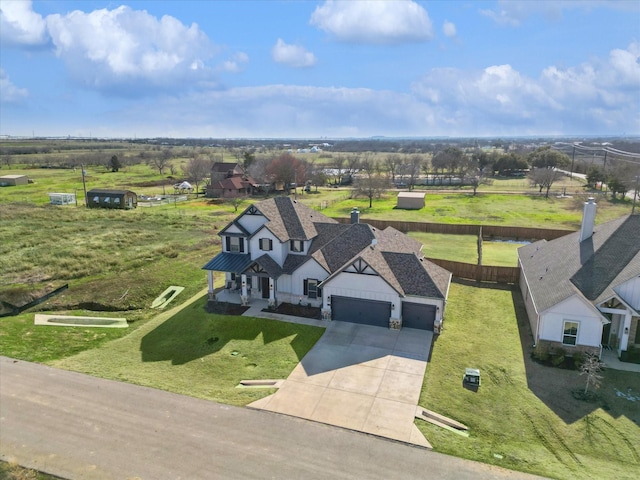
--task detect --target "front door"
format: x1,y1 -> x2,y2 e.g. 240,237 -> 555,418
261,277 -> 270,299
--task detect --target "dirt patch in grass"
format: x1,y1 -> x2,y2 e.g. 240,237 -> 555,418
205,301 -> 250,316
263,302 -> 321,320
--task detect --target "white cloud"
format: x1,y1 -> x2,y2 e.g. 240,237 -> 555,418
442,21 -> 456,38
480,1 -> 640,27
271,39 -> 316,68
310,0 -> 433,44
219,52 -> 249,73
0,0 -> 48,46
0,69 -> 28,103
409,42 -> 640,135
44,6 -> 216,92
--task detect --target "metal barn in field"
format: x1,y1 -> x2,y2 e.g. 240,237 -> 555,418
48,193 -> 76,205
0,174 -> 28,186
86,189 -> 137,209
397,191 -> 426,210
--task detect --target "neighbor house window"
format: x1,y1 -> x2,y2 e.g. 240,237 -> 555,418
563,321 -> 579,346
259,238 -> 273,251
304,279 -> 319,299
226,236 -> 244,253
114,197 -> 121,204
290,240 -> 304,252
103,197 -> 110,203
93,196 -> 99,203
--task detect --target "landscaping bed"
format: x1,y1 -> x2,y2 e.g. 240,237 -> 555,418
263,302 -> 322,320
206,301 -> 250,316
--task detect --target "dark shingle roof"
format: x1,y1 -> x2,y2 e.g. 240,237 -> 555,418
312,223 -> 376,273
254,197 -> 336,242
282,254 -> 311,274
383,252 -> 450,298
519,215 -> 640,313
252,254 -> 284,278
314,221 -> 450,299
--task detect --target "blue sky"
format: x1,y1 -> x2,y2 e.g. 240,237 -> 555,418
1,0 -> 639,138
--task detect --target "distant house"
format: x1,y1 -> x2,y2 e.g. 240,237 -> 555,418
519,198 -> 640,359
203,197 -> 452,331
206,162 -> 257,198
397,192 -> 425,210
0,174 -> 28,186
86,189 -> 137,209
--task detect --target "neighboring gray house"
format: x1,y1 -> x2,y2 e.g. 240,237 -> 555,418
203,197 -> 452,331
519,198 -> 640,359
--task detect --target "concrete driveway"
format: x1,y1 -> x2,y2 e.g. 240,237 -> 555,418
249,321 -> 433,447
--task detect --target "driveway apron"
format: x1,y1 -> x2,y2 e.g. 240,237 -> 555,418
249,321 -> 433,447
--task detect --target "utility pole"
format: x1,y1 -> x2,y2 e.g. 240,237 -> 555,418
570,145 -> 575,180
81,164 -> 88,208
633,175 -> 640,215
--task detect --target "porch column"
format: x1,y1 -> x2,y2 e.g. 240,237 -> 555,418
268,277 -> 276,307
241,274 -> 248,297
619,311 -> 633,355
240,274 -> 249,306
207,271 -> 214,300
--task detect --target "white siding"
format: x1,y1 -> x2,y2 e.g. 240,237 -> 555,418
249,227 -> 284,265
540,295 -> 603,347
223,223 -> 244,234
615,276 -> 640,310
291,260 -> 329,296
323,272 -> 401,319
519,260 -> 540,342
237,213 -> 267,233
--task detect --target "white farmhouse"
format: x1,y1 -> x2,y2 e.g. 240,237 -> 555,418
203,197 -> 451,331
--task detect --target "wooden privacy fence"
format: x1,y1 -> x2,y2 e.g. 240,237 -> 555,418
426,258 -> 520,284
333,217 -> 573,241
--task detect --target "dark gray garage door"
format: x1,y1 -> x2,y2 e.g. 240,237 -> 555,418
332,296 -> 391,328
402,303 -> 436,330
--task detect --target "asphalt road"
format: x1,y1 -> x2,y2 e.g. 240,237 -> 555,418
0,356 -> 543,480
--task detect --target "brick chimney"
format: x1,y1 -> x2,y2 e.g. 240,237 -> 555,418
579,197 -> 596,242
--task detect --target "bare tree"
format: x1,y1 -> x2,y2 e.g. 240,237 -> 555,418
529,168 -> 563,198
464,168 -> 492,196
407,154 -> 424,191
352,158 -> 388,208
150,155 -> 171,175
580,353 -> 604,395
385,154 -> 401,184
265,153 -> 307,194
183,155 -> 212,197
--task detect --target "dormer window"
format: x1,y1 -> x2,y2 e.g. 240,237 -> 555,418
290,240 -> 304,252
259,238 -> 273,251
226,236 -> 245,253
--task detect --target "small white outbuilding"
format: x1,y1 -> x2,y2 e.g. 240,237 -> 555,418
396,191 -> 426,210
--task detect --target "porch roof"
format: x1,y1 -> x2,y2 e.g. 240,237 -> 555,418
202,252 -> 253,272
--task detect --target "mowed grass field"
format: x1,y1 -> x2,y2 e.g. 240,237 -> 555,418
317,191 -> 631,229
418,282 -> 640,480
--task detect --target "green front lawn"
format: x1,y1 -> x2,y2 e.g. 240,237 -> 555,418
418,282 -> 640,480
50,295 -> 325,406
